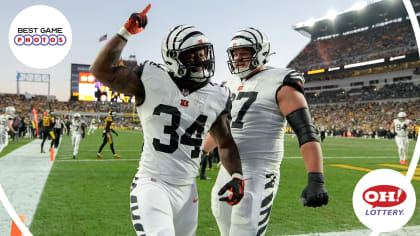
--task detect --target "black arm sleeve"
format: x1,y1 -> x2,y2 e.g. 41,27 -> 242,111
286,107 -> 319,147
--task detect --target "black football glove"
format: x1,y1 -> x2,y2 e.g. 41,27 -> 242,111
218,173 -> 245,206
300,172 -> 329,207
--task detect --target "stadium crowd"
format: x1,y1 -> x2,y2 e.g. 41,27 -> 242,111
310,99 -> 420,138
288,17 -> 419,72
305,82 -> 420,104
1,89 -> 418,141
0,93 -> 140,140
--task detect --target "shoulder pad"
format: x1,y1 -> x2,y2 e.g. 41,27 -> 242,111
134,60 -> 167,80
283,70 -> 305,94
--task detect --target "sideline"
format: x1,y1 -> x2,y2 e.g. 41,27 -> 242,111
0,139 -> 57,234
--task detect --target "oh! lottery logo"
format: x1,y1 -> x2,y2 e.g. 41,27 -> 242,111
363,185 -> 406,216
353,169 -> 416,233
9,5 -> 72,69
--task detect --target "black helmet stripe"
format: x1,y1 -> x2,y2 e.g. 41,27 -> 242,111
173,26 -> 194,50
178,31 -> 204,49
231,35 -> 254,44
166,25 -> 183,51
249,27 -> 264,42
240,30 -> 258,44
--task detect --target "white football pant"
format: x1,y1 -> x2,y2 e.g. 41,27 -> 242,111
87,125 -> 96,135
211,161 -> 280,236
395,136 -> 409,161
0,128 -> 8,153
130,174 -> 198,236
72,134 -> 82,156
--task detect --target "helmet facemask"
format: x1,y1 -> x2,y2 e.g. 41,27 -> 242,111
227,46 -> 258,78
178,44 -> 215,83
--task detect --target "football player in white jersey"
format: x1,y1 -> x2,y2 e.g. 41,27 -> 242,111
0,106 -> 17,152
90,4 -> 244,236
202,27 -> 329,236
87,118 -> 97,135
391,111 -> 412,164
71,113 -> 86,159
0,113 -> 5,152
0,107 -> 15,152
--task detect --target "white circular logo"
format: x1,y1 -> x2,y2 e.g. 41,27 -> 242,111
353,169 -> 416,233
8,5 -> 72,69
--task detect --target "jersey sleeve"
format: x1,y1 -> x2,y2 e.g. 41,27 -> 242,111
282,70 -> 305,94
220,85 -> 232,116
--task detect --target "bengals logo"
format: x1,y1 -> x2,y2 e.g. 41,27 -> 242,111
180,99 -> 189,107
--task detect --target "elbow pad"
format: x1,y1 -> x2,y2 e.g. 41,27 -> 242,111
286,107 -> 319,147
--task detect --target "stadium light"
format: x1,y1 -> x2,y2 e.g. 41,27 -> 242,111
326,10 -> 338,20
306,18 -> 316,27
352,2 -> 367,10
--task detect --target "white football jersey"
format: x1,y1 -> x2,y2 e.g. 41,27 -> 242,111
0,115 -> 6,130
90,119 -> 96,125
393,119 -> 411,137
71,119 -> 85,136
136,61 -> 230,185
0,114 -> 12,131
225,68 -> 304,165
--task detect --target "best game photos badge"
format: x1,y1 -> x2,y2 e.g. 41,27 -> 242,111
9,5 -> 72,69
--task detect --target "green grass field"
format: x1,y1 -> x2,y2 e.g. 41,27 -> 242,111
29,130 -> 420,235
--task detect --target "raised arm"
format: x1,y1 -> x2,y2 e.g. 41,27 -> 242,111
90,4 -> 151,105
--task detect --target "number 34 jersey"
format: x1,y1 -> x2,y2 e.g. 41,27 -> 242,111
224,68 -> 304,164
136,61 -> 230,185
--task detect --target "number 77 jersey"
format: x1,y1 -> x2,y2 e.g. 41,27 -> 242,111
136,61 -> 230,185
225,68 -> 304,163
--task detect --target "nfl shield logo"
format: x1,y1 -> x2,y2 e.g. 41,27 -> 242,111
182,89 -> 190,97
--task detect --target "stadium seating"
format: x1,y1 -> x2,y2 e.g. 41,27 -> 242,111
288,17 -> 419,72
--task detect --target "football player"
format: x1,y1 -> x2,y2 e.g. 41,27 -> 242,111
203,27 -> 329,236
90,4 -> 244,236
40,110 -> 55,154
71,113 -> 86,159
0,106 -> 16,152
391,111 -> 412,164
96,111 -> 120,159
87,118 -> 97,135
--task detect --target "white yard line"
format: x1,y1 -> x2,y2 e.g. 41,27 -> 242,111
0,139 -> 56,234
56,158 -> 139,162
285,156 -> 397,159
53,156 -> 396,162
286,225 -> 420,236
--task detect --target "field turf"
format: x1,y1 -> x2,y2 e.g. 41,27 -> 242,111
29,130 -> 420,235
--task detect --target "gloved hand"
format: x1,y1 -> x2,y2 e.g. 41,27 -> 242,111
118,4 -> 151,41
218,173 -> 245,206
403,124 -> 408,130
300,172 -> 329,207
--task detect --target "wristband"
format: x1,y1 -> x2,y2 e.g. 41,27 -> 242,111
118,27 -> 131,41
232,173 -> 243,179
